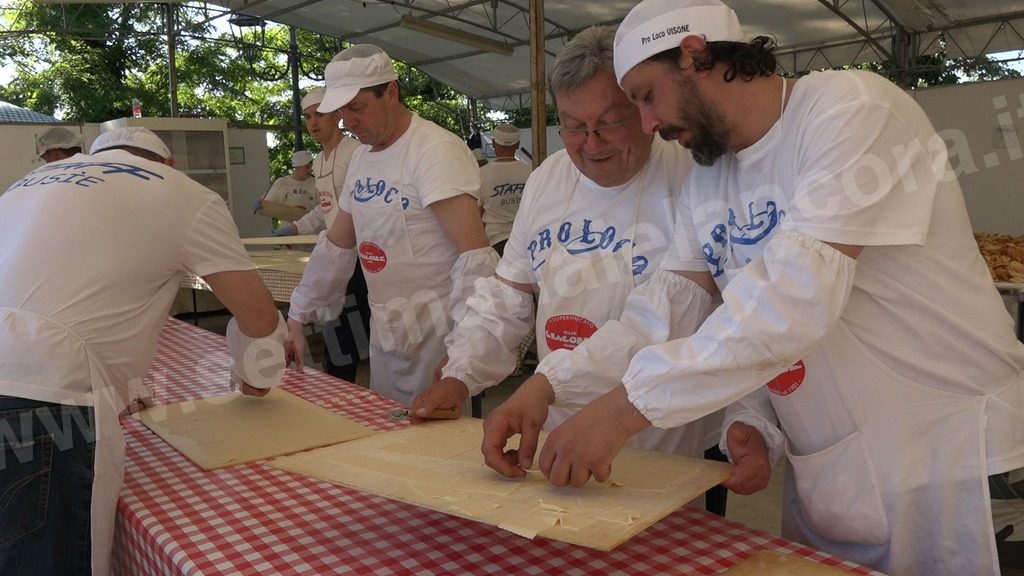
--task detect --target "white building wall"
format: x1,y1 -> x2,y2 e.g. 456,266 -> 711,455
227,127 -> 271,238
911,76 -> 1024,235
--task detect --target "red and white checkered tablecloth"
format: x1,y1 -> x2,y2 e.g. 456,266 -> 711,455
112,318 -> 880,576
181,250 -> 306,303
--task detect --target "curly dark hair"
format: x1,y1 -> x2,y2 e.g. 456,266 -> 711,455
648,35 -> 778,82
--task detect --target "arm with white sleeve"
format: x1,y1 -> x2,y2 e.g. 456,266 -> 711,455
184,198 -> 288,394
428,193 -> 501,325
623,229 -> 859,443
292,203 -> 326,236
533,230 -> 859,487
287,232 -> 357,324
538,269 -> 717,406
441,275 -> 535,397
406,194 -> 499,417
225,313 -> 288,390
286,210 -> 358,368
205,269 -> 289,392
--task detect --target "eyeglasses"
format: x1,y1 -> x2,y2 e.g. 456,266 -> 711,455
558,119 -> 631,146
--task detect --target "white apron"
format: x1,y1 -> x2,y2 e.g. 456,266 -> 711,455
88,358 -> 126,576
0,309 -> 127,576
534,176 -> 703,456
316,146 -> 340,229
351,175 -> 448,406
774,322 -> 1011,575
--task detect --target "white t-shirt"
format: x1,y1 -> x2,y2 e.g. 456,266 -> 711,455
295,136 -> 361,235
640,69 -> 1024,436
0,150 -> 254,405
477,159 -> 532,245
340,113 -> 481,293
263,174 -> 317,210
498,136 -> 691,288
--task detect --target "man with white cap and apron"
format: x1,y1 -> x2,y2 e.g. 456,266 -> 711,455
0,127 -> 289,575
413,26 -> 709,464
286,45 -> 498,406
480,1 -> 1024,574
275,86 -> 370,384
274,86 -> 361,238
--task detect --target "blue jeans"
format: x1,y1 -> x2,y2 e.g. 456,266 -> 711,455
992,471 -> 1024,570
0,397 -> 95,575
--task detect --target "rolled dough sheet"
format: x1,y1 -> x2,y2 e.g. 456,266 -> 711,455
722,551 -> 861,575
133,388 -> 375,470
256,199 -> 308,222
270,418 -> 729,550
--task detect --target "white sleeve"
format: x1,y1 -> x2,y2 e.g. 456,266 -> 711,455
538,270 -> 715,406
442,276 -> 535,396
287,232 -> 357,324
226,313 -> 288,389
448,247 -> 500,324
294,204 -> 326,235
623,229 -> 857,429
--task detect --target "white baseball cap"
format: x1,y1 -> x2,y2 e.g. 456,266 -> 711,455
301,87 -> 325,110
36,126 -> 82,157
613,0 -> 743,85
319,44 -> 398,113
291,150 -> 313,167
89,127 -> 171,159
490,123 -> 520,147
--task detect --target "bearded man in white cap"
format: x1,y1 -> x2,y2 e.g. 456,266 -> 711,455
485,1 -> 1024,575
36,125 -> 83,163
0,126 -> 287,575
286,45 -> 497,406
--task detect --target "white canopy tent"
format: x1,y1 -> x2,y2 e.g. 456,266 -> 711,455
28,0 -> 1024,160
208,0 -> 1024,110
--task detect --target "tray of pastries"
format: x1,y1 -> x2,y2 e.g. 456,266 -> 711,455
976,232 -> 1024,284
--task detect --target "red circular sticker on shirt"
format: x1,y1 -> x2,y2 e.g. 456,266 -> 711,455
544,314 -> 598,352
766,360 -> 805,396
358,242 -> 387,273
318,190 -> 334,211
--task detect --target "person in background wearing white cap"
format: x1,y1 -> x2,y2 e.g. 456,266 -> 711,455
36,125 -> 83,163
256,149 -> 318,227
0,126 -> 288,575
488,1 -> 1024,574
285,44 -> 498,406
274,86 -> 370,385
273,87 -> 361,237
474,122 -> 531,256
416,27 -> 709,468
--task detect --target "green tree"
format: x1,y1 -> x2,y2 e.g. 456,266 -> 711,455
0,1 -> 490,179
0,1 -> 169,121
846,36 -> 1021,88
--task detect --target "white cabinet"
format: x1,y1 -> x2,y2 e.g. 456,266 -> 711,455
99,117 -> 232,208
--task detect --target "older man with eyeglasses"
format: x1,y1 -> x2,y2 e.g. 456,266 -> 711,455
412,26 -> 710,465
